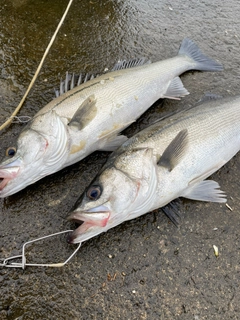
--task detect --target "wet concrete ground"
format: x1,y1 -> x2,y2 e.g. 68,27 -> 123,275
0,0 -> 240,319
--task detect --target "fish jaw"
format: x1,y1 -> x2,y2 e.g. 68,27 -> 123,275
0,167 -> 20,190
0,158 -> 22,195
67,206 -> 111,244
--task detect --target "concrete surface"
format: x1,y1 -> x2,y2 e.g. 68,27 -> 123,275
0,0 -> 240,319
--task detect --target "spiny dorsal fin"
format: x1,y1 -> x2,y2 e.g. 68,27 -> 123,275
55,58 -> 150,97
111,57 -> 151,71
68,95 -> 97,130
158,129 -> 188,171
55,72 -> 98,97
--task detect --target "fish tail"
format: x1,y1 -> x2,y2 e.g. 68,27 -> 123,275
178,38 -> 223,72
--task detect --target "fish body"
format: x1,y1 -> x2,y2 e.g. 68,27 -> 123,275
68,96 -> 240,243
0,38 -> 222,197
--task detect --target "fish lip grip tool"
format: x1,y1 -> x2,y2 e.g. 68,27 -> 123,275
0,230 -> 81,269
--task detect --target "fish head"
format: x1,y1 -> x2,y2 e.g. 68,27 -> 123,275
0,111 -> 69,197
67,148 -> 158,244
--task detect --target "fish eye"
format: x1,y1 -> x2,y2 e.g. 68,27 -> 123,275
87,185 -> 102,200
6,147 -> 17,157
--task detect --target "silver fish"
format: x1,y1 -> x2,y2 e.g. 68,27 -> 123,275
0,38 -> 222,197
67,96 -> 240,244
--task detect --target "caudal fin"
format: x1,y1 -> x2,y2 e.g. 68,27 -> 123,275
179,38 -> 223,72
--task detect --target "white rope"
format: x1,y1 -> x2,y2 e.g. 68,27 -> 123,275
0,0 -> 74,132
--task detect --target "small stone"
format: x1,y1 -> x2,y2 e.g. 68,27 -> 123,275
213,245 -> 219,257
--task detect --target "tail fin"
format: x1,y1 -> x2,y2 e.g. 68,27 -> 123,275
179,38 -> 223,72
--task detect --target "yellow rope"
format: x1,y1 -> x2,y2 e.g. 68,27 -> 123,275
0,0 -> 74,132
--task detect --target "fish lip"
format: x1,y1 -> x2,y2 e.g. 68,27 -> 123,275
0,158 -> 22,194
67,206 -> 111,244
67,209 -> 110,227
67,222 -> 95,244
0,166 -> 20,191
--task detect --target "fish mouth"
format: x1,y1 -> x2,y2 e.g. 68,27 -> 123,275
0,166 -> 20,191
67,206 -> 110,244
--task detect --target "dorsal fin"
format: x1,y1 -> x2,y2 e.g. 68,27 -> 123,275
55,72 -> 98,97
111,57 -> 151,71
68,95 -> 97,130
55,57 -> 150,97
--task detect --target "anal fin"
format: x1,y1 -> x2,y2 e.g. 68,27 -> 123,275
163,76 -> 189,100
181,180 -> 226,203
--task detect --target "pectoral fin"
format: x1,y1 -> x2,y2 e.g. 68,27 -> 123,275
68,95 -> 97,130
158,129 -> 188,171
99,135 -> 128,151
163,77 -> 189,100
181,180 -> 226,203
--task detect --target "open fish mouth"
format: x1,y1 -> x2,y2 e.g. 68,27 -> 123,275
67,206 -> 110,244
0,166 -> 20,191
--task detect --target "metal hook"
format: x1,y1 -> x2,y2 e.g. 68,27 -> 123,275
0,230 -> 81,269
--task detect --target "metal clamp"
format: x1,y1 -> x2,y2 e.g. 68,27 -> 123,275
0,230 -> 81,269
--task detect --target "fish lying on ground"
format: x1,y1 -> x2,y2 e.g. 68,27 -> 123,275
67,95 -> 240,244
0,38 -> 222,198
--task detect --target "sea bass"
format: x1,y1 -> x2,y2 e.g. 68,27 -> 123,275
67,96 -> 240,244
0,38 -> 222,197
